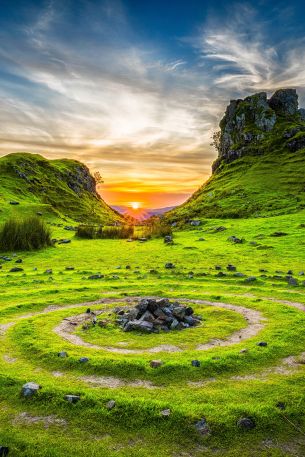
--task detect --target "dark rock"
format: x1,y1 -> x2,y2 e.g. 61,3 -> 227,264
88,274 -> 104,280
244,276 -> 257,283
234,272 -> 245,278
164,235 -> 173,244
9,201 -> 19,205
214,226 -> 227,232
228,236 -> 243,244
64,395 -> 80,404
58,351 -> 68,358
22,382 -> 40,397
15,259 -> 22,264
237,417 -> 256,430
270,231 -> 288,237
191,360 -> 201,367
276,402 -> 286,410
44,269 -> 52,274
126,265 -> 131,269
299,108 -> 305,121
190,220 -> 201,226
79,357 -> 89,363
9,267 -> 23,272
0,447 -> 9,456
124,320 -> 154,333
288,277 -> 298,286
165,262 -> 175,269
150,360 -> 163,368
216,271 -> 226,277
257,342 -> 268,347
65,266 -> 75,271
269,89 -> 298,115
36,211 -> 43,216
227,264 -> 237,271
86,308 -> 91,314
195,417 -> 210,435
58,239 -> 71,244
215,265 -> 222,270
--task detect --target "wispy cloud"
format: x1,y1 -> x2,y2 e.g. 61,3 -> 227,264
1,1 -> 305,206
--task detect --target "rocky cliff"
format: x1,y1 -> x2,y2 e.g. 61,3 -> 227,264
213,89 -> 305,172
166,88 -> 305,220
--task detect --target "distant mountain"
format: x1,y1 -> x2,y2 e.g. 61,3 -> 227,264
0,152 -> 122,224
166,88 -> 305,221
112,205 -> 176,221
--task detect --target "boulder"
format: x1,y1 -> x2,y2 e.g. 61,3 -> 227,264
269,89 -> 298,115
9,267 -> 23,273
64,395 -> 80,404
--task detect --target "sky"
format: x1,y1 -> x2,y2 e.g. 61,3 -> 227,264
1,0 -> 305,208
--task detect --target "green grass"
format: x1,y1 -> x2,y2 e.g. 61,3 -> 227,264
1,210 -> 305,455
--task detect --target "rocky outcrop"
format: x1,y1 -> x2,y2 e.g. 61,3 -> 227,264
213,88 -> 303,172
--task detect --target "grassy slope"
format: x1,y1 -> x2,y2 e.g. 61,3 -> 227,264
0,153 -> 122,224
167,116 -> 305,221
1,213 -> 305,455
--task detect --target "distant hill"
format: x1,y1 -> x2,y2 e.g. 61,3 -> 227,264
166,89 -> 305,221
0,153 -> 122,224
112,205 -> 176,221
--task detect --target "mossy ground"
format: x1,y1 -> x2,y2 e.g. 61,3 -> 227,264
1,211 -> 305,455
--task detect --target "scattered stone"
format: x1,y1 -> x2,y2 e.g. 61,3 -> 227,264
79,357 -> 89,363
9,201 -> 19,205
160,409 -> 171,417
44,269 -> 52,275
197,237 -> 205,241
257,342 -> 268,347
164,235 -> 173,244
244,276 -> 257,283
237,417 -> 256,430
191,360 -> 201,367
150,360 -> 163,368
270,231 -> 288,237
58,351 -> 68,358
15,259 -> 22,264
227,264 -> 236,271
64,395 -> 80,404
276,402 -> 286,410
165,262 -> 175,269
195,417 -> 210,436
214,226 -> 227,232
36,212 -> 43,216
215,265 -> 222,270
9,267 -> 23,273
65,267 -> 75,271
216,271 -> 226,277
228,235 -> 243,244
288,277 -> 298,286
0,447 -> 9,456
240,349 -> 248,354
190,220 -> 201,226
106,400 -> 116,410
21,382 -> 40,397
234,272 -> 245,278
126,265 -> 131,270
88,274 -> 104,280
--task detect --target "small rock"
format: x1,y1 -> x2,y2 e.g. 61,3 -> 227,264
191,360 -> 201,367
22,382 -> 40,397
88,274 -> 104,280
240,349 -> 248,354
276,402 -> 286,410
58,351 -> 68,358
106,400 -> 116,410
244,276 -> 257,283
9,201 -> 19,205
9,267 -> 23,273
150,360 -> 163,368
237,417 -> 256,430
215,265 -> 222,270
227,264 -> 236,272
64,395 -> 80,404
270,231 -> 288,237
165,262 -> 175,269
15,259 -> 23,264
195,417 -> 210,435
44,269 -> 53,275
257,342 -> 268,347
57,239 -> 71,244
79,357 -> 89,363
164,235 -> 173,244
65,267 -> 75,271
0,447 -> 9,456
160,409 -> 171,417
288,277 -> 298,286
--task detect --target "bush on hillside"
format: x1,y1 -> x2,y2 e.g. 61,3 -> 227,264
0,217 -> 52,251
76,224 -> 96,239
96,225 -> 134,239
140,220 -> 172,239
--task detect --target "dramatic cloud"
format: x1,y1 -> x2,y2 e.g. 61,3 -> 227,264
1,1 -> 305,206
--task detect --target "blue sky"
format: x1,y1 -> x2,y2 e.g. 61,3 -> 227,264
1,0 -> 305,207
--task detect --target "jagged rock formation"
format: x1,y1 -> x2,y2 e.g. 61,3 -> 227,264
213,89 -> 304,172
166,88 -> 305,220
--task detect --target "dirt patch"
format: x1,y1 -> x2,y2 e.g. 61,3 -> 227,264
80,375 -> 158,389
13,412 -> 67,428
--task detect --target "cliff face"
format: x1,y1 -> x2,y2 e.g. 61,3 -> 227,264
166,88 -> 305,221
213,89 -> 305,172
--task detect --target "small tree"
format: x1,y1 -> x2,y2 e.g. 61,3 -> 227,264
210,131 -> 221,153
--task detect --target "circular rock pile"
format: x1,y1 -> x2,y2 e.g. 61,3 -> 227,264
114,298 -> 201,333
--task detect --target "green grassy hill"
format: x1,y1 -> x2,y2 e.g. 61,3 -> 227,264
0,152 -> 122,224
167,90 -> 305,222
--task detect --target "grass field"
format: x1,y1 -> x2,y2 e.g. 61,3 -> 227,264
1,210 -> 305,455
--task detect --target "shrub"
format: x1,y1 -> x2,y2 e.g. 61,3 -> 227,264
140,220 -> 172,239
76,225 -> 96,239
96,225 -> 134,239
0,217 -> 52,251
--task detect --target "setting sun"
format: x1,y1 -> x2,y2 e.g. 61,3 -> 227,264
130,202 -> 141,210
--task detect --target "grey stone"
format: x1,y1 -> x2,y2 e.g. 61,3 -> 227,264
22,382 -> 40,397
88,274 -> 104,280
9,267 -> 23,272
195,417 -> 210,435
64,395 -> 80,404
165,262 -> 175,269
150,360 -> 163,368
237,417 -> 256,430
106,400 -> 116,410
269,89 -> 298,115
79,357 -> 89,363
58,351 -> 68,358
257,342 -> 268,347
160,409 -> 171,416
191,360 -> 201,367
288,277 -> 298,286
